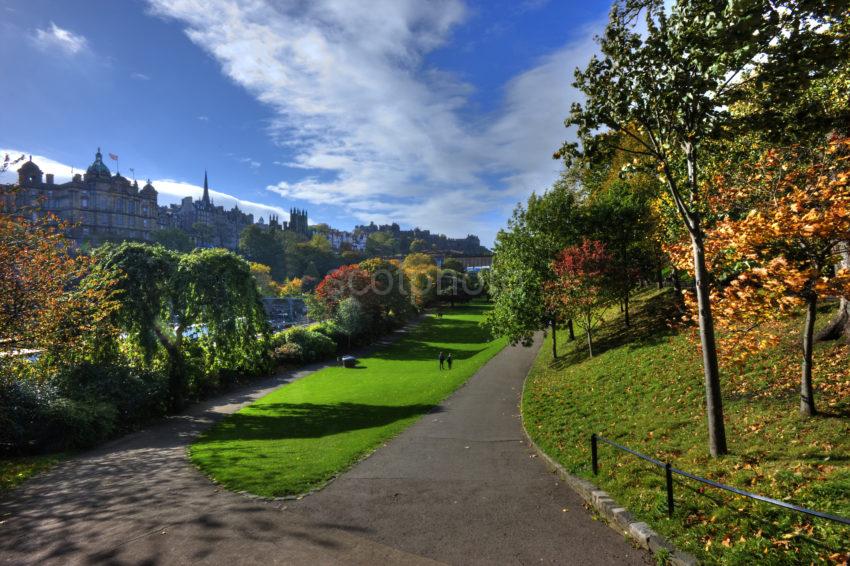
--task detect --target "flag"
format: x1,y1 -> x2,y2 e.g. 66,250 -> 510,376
108,153 -> 119,161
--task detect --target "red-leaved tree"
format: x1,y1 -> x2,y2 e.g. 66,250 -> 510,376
546,239 -> 613,358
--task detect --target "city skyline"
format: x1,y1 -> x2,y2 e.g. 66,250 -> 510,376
0,0 -> 610,246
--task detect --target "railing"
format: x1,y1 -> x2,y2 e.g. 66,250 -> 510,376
590,433 -> 850,525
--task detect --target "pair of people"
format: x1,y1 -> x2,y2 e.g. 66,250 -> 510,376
438,351 -> 453,370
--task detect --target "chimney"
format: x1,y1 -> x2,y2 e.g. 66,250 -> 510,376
46,173 -> 54,185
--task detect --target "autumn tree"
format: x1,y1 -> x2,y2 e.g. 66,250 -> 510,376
402,253 -> 441,308
546,240 -> 614,358
249,262 -> 280,297
701,138 -> 850,416
0,191 -> 118,372
560,0 -> 845,455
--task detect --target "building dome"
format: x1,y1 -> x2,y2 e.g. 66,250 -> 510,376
17,157 -> 43,186
140,180 -> 157,198
85,148 -> 111,179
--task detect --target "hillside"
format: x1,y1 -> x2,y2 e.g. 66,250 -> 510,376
522,288 -> 850,564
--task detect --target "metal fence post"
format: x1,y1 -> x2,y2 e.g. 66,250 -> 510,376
591,433 -> 598,475
665,462 -> 674,517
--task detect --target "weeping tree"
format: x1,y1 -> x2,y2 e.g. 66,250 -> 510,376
559,0 -> 845,456
94,243 -> 270,409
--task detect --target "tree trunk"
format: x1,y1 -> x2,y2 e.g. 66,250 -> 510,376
585,314 -> 593,358
551,319 -> 558,359
800,295 -> 818,417
816,242 -> 850,342
623,292 -> 630,327
567,319 -> 575,341
690,230 -> 728,456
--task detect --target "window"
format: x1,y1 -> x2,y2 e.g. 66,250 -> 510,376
142,205 -> 149,215
143,218 -> 149,228
129,201 -> 136,215
81,192 -> 89,209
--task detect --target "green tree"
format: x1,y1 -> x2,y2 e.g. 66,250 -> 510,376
95,243 -> 270,408
239,224 -> 287,281
409,238 -> 428,253
559,0 -> 844,455
365,231 -> 398,257
151,228 -> 194,253
486,174 -> 582,358
442,258 -> 465,273
335,297 -> 366,349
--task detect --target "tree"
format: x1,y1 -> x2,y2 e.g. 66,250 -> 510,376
151,228 -> 194,253
95,243 -> 269,408
701,138 -> 850,416
0,193 -> 118,371
279,277 -> 303,297
360,258 -> 415,323
547,240 -> 614,358
402,253 -> 441,308
409,238 -> 428,253
486,174 -> 582,358
365,231 -> 398,257
239,224 -> 287,281
586,180 -> 656,327
442,258 -> 465,273
191,222 -> 215,248
335,297 -> 365,349
564,0 -> 849,456
249,262 -> 279,297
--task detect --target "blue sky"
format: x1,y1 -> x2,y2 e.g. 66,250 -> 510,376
0,0 -> 610,246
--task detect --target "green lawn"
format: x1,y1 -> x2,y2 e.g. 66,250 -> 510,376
0,453 -> 66,493
523,289 -> 850,565
190,302 -> 506,497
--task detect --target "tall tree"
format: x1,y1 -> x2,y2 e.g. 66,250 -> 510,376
486,174 -> 582,357
560,0 -> 845,455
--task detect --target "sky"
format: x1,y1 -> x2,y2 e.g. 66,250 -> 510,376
0,0 -> 611,246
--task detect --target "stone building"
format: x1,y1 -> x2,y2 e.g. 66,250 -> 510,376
3,149 -> 158,246
157,171 -> 254,249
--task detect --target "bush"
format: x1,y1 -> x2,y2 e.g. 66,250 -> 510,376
46,398 -> 118,450
308,320 -> 347,347
54,363 -> 169,429
278,327 -> 337,362
274,342 -> 303,363
0,377 -> 58,454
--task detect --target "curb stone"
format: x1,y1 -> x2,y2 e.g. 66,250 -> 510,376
521,431 -> 699,566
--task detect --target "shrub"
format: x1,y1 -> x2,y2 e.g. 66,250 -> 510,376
274,342 -> 303,363
281,327 -> 337,362
53,363 -> 169,429
46,398 -> 118,450
0,377 -> 58,454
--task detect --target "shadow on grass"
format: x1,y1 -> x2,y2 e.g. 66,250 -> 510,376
200,402 -> 442,443
550,290 -> 680,370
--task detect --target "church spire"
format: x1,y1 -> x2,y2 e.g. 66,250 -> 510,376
202,170 -> 211,206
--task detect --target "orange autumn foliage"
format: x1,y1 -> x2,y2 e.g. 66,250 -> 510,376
0,189 -> 118,369
667,136 -> 850,362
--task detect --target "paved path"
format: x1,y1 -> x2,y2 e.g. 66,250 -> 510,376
0,336 -> 649,565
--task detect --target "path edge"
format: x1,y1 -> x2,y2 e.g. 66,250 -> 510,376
518,377 -> 699,566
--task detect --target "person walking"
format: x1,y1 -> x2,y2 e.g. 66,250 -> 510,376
446,353 -> 453,370
438,351 -> 445,370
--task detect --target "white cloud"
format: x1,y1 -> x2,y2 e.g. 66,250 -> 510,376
131,72 -> 151,80
33,22 -> 88,56
197,115 -> 209,121
145,0 -> 599,244
238,157 -> 261,169
0,148 -> 289,223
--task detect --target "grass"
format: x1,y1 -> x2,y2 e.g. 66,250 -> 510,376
190,302 -> 506,497
0,453 -> 67,493
522,288 -> 850,565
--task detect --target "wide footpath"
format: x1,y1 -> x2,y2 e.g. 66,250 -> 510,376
0,332 -> 649,565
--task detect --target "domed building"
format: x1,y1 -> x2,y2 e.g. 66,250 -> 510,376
4,149 -> 159,246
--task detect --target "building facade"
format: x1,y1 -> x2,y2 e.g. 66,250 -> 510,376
1,149 -> 309,251
5,150 -> 158,246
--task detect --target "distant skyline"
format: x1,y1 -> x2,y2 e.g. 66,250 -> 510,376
0,0 -> 610,245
